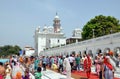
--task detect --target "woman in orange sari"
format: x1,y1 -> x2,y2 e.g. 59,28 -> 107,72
0,62 -> 5,79
103,52 -> 115,79
84,54 -> 92,79
19,56 -> 23,64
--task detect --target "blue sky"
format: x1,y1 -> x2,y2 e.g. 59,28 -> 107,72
0,0 -> 120,48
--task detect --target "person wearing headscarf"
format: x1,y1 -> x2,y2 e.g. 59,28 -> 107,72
83,54 -> 92,79
63,55 -> 71,79
5,64 -> 12,79
22,68 -> 31,79
103,51 -> 115,79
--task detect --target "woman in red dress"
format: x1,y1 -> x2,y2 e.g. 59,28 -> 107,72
84,54 -> 92,79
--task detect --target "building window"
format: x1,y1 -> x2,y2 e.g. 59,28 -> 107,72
49,40 -> 51,43
58,40 -> 59,43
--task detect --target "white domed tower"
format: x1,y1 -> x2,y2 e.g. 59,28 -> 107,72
53,13 -> 61,33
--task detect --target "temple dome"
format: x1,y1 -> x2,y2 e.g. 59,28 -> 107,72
54,12 -> 60,20
54,15 -> 59,19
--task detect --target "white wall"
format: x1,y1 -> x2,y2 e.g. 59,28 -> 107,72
38,37 -> 46,53
25,50 -> 35,57
50,38 -> 66,47
50,38 -> 59,47
60,39 -> 66,45
40,32 -> 120,57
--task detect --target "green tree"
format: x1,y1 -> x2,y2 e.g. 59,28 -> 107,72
0,45 -> 21,57
82,15 -> 120,40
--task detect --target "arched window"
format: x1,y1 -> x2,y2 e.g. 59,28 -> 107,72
83,50 -> 86,55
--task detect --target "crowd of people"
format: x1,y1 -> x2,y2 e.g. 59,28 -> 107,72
40,51 -> 120,79
0,51 -> 120,79
0,55 -> 42,79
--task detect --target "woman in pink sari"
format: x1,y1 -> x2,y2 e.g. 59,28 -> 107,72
95,56 -> 101,76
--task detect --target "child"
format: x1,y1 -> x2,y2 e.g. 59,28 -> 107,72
34,67 -> 42,79
22,68 -> 30,79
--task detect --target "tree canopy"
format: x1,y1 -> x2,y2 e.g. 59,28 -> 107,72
0,45 -> 21,57
82,15 -> 120,40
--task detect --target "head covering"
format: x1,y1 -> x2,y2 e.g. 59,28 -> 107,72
16,72 -> 22,79
109,51 -> 113,56
7,65 -> 11,69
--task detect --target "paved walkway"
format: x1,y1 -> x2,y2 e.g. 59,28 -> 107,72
91,66 -> 120,78
41,66 -> 120,79
12,64 -> 120,79
15,64 -> 73,79
42,69 -> 74,79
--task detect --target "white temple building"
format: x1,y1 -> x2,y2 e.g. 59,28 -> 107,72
24,46 -> 35,57
66,28 -> 82,44
72,28 -> 82,38
34,14 -> 66,56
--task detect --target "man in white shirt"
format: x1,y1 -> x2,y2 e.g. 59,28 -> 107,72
69,54 -> 75,72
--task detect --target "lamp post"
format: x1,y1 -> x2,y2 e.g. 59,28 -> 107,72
102,27 -> 105,35
92,29 -> 95,38
110,28 -> 113,34
92,29 -> 95,57
110,29 -> 113,44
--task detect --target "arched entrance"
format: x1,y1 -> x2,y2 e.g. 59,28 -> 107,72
114,47 -> 120,58
71,51 -> 76,56
88,50 -> 93,57
114,47 -> 120,67
97,49 -> 102,54
104,48 -> 110,54
79,51 -> 82,57
83,50 -> 87,55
